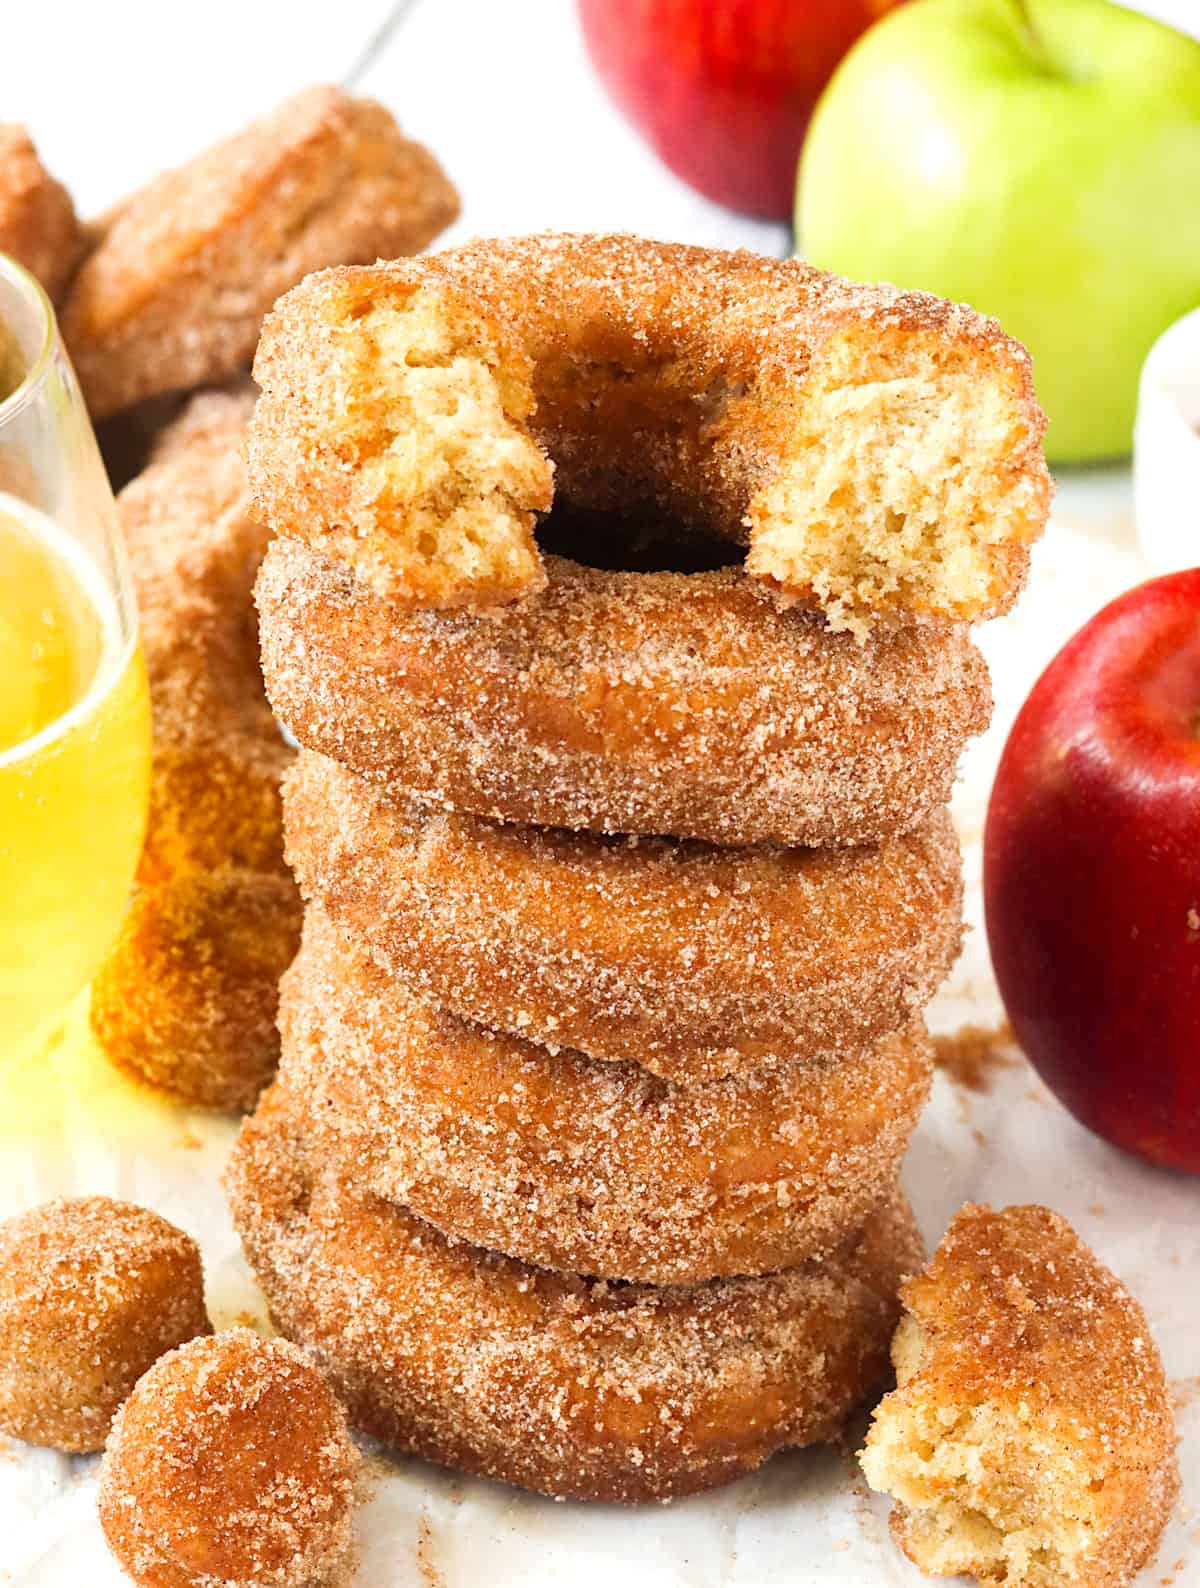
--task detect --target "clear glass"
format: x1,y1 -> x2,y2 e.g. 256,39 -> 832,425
0,254 -> 151,1059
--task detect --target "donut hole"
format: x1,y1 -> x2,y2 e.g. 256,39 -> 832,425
535,503 -> 734,575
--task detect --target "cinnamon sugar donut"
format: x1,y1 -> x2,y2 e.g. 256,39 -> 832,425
861,1204 -> 1178,1588
247,234 -> 1050,633
227,1087 -> 924,1503
279,904 -> 933,1284
257,535 -> 991,847
62,86 -> 458,419
284,753 -> 963,1084
90,390 -> 299,1111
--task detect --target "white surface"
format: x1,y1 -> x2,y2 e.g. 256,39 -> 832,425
1135,305 -> 1200,575
2,1 -> 1198,1584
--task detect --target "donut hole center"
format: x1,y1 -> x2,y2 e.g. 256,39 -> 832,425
535,503 -> 735,575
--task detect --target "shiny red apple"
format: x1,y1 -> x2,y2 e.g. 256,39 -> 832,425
984,569 -> 1200,1173
577,0 -> 904,219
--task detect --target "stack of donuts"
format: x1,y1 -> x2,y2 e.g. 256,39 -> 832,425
228,235 -> 1052,1502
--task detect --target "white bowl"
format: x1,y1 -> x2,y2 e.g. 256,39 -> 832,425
1134,305 -> 1200,575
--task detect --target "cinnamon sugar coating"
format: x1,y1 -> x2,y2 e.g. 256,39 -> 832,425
285,753 -> 962,1084
247,234 -> 1050,631
861,1204 -> 1178,1587
0,125 -> 83,302
227,1088 -> 923,1503
279,904 -> 933,1284
92,869 -> 303,1113
99,1328 -> 358,1588
89,390 -> 299,1111
258,537 -> 991,847
61,85 -> 458,418
0,1198 -> 209,1453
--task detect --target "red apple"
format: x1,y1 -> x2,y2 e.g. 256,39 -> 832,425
577,0 -> 904,220
984,569 -> 1200,1174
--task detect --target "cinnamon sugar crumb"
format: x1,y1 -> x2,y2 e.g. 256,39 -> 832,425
933,1021 -> 1019,1092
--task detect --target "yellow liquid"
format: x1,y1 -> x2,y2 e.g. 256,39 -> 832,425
0,498 -> 151,1056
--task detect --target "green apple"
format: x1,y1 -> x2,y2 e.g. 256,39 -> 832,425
796,0 -> 1200,464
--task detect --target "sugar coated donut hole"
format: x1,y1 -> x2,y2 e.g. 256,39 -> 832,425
0,1197 -> 209,1453
98,1328 -> 359,1588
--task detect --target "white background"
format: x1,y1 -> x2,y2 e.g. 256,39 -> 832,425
2,2 -> 1199,1584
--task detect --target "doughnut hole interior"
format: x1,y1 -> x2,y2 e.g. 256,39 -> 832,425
860,1317 -> 1115,1587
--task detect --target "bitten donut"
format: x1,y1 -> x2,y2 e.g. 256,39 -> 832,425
0,1198 -> 209,1453
257,535 -> 991,847
861,1204 -> 1178,1588
0,126 -> 83,304
90,390 -> 300,1111
280,904 -> 933,1284
284,752 -> 963,1084
227,1087 -> 923,1504
99,1329 -> 358,1588
247,234 -> 1051,632
62,85 -> 459,418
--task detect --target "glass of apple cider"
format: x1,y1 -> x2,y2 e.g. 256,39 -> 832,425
0,254 -> 151,1059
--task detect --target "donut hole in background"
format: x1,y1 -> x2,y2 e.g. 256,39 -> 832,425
534,502 -> 734,575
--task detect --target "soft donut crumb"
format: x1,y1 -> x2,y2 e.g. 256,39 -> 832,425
264,276 -> 553,606
860,1204 -> 1178,1587
749,334 -> 1040,636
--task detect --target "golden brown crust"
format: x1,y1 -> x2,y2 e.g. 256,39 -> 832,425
0,1198 -> 209,1453
227,1087 -> 924,1503
248,234 -> 1050,627
861,1204 -> 1179,1588
62,86 -> 459,418
284,752 -> 962,1083
91,869 -> 303,1114
280,904 -> 933,1284
98,1328 -> 358,1588
89,391 -> 299,1111
258,536 -> 991,846
0,125 -> 83,302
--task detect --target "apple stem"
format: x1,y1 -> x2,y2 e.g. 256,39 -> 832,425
1010,0 -> 1054,73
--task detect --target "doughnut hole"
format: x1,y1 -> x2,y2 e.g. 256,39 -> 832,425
0,1198 -> 210,1453
747,332 -> 1045,637
99,1329 -> 359,1588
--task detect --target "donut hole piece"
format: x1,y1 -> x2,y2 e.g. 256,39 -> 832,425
860,1205 -> 1179,1588
99,1329 -> 358,1588
0,1198 -> 210,1454
248,238 -> 1051,631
